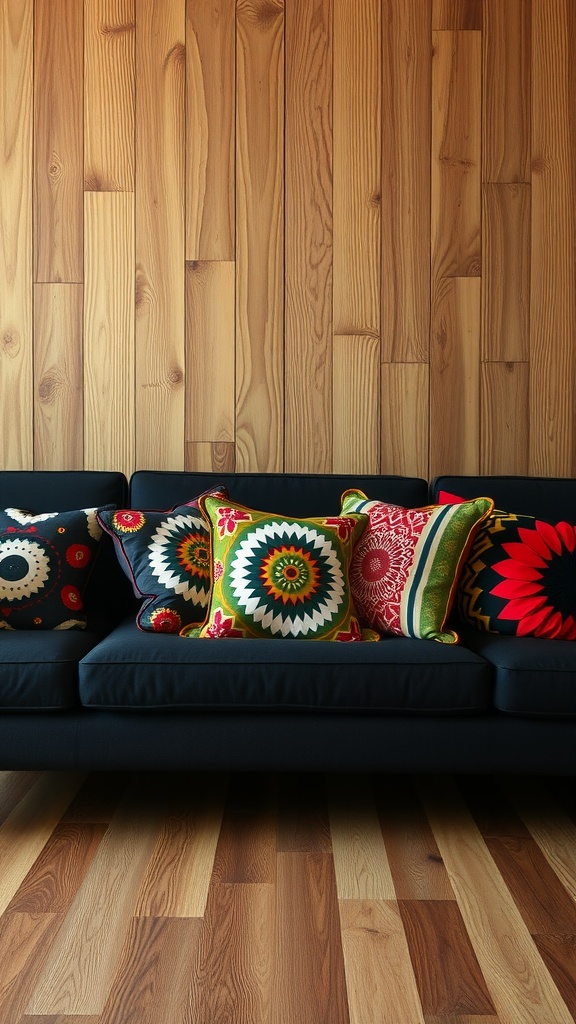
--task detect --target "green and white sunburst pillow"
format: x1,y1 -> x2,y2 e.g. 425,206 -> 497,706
340,489 -> 494,643
181,495 -> 375,642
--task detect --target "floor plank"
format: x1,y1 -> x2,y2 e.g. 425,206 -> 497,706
340,899 -> 425,1024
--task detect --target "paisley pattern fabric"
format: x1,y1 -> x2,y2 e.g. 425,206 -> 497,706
97,489 -> 225,632
0,506 -> 108,629
458,510 -> 576,639
187,496 -> 368,641
341,489 -> 493,643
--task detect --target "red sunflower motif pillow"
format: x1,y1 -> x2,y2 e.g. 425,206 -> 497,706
457,509 -> 576,639
97,488 -> 226,633
181,496 -> 373,641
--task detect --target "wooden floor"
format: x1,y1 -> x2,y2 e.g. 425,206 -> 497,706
0,770 -> 574,1023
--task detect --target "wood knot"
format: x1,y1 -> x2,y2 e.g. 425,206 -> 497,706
168,366 -> 184,386
2,330 -> 19,355
164,42 -> 186,70
101,21 -> 135,36
38,373 -> 58,402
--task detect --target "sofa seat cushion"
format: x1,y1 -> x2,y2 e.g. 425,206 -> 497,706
459,630 -> 576,717
0,621 -> 112,709
78,618 -> 493,713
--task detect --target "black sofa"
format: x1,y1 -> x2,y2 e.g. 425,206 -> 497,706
1,470 -> 575,775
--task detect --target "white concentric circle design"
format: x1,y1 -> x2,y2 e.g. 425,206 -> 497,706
0,537 -> 51,601
227,521 -> 345,637
147,513 -> 211,606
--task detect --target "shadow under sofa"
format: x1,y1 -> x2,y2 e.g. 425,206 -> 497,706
0,469 -> 575,775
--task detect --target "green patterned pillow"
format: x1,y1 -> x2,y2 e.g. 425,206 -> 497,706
182,496 -> 369,641
341,490 -> 493,643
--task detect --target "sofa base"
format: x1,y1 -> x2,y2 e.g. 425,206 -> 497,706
1,710 -> 574,775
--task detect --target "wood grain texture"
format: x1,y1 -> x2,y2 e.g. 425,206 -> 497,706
381,0 -> 431,362
185,441 -> 236,473
433,0 -> 482,31
1,770 -> 576,1022
480,361 -> 529,475
419,774 -> 575,1024
504,776 -> 576,904
340,899 -> 425,1024
482,184 -> 530,362
0,772 -> 84,917
399,899 -> 496,1015
100,916 -> 201,1024
34,0 -> 83,283
235,0 -> 284,472
135,0 -> 185,471
27,784 -> 163,1016
333,0 -> 381,335
273,853 -> 349,1024
34,284 -> 83,469
380,362 -> 429,479
1,0 -> 33,470
333,335 -> 380,474
327,776 -> 395,900
84,0 -> 135,192
482,0 -> 531,183
134,776 -> 226,917
431,30 -> 481,280
186,0 -> 234,260
430,277 -> 480,476
185,260 -> 235,444
284,0 -> 333,473
529,0 -> 576,476
84,191 -> 135,478
376,776 -> 454,901
188,882 -> 274,1024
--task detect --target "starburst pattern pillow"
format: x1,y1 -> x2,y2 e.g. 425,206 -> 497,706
0,506 -> 109,630
341,490 -> 493,643
97,488 -> 226,632
183,496 -> 369,641
457,509 -> 576,639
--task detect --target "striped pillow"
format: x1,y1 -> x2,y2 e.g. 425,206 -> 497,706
340,490 -> 493,643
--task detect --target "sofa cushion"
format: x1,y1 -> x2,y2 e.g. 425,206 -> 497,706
430,475 -> 576,523
0,621 -> 112,709
459,630 -> 576,718
0,506 -> 110,630
79,618 -> 493,713
341,490 -> 492,643
97,487 -> 225,633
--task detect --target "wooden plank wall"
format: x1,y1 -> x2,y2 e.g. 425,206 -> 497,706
1,0 -> 575,480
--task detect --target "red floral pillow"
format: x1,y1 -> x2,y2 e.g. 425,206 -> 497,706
457,510 -> 576,639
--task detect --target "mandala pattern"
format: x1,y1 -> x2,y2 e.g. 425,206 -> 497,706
194,496 -> 368,642
458,510 -> 576,639
98,489 -> 226,634
341,489 -> 493,644
0,506 -> 107,630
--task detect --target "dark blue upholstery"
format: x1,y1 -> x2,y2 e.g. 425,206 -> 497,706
459,630 -> 576,718
79,618 -> 492,713
0,620 -> 113,709
430,475 -> 576,521
130,471 -> 429,516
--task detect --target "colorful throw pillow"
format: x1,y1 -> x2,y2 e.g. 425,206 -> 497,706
340,490 -> 493,643
457,510 -> 576,639
97,489 -> 226,633
0,506 -> 109,630
182,496 -> 369,641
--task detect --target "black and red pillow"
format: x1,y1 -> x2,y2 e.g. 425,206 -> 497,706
456,507 -> 576,640
0,506 -> 109,630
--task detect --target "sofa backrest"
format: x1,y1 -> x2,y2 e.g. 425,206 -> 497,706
129,471 -> 429,516
430,475 -> 576,522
